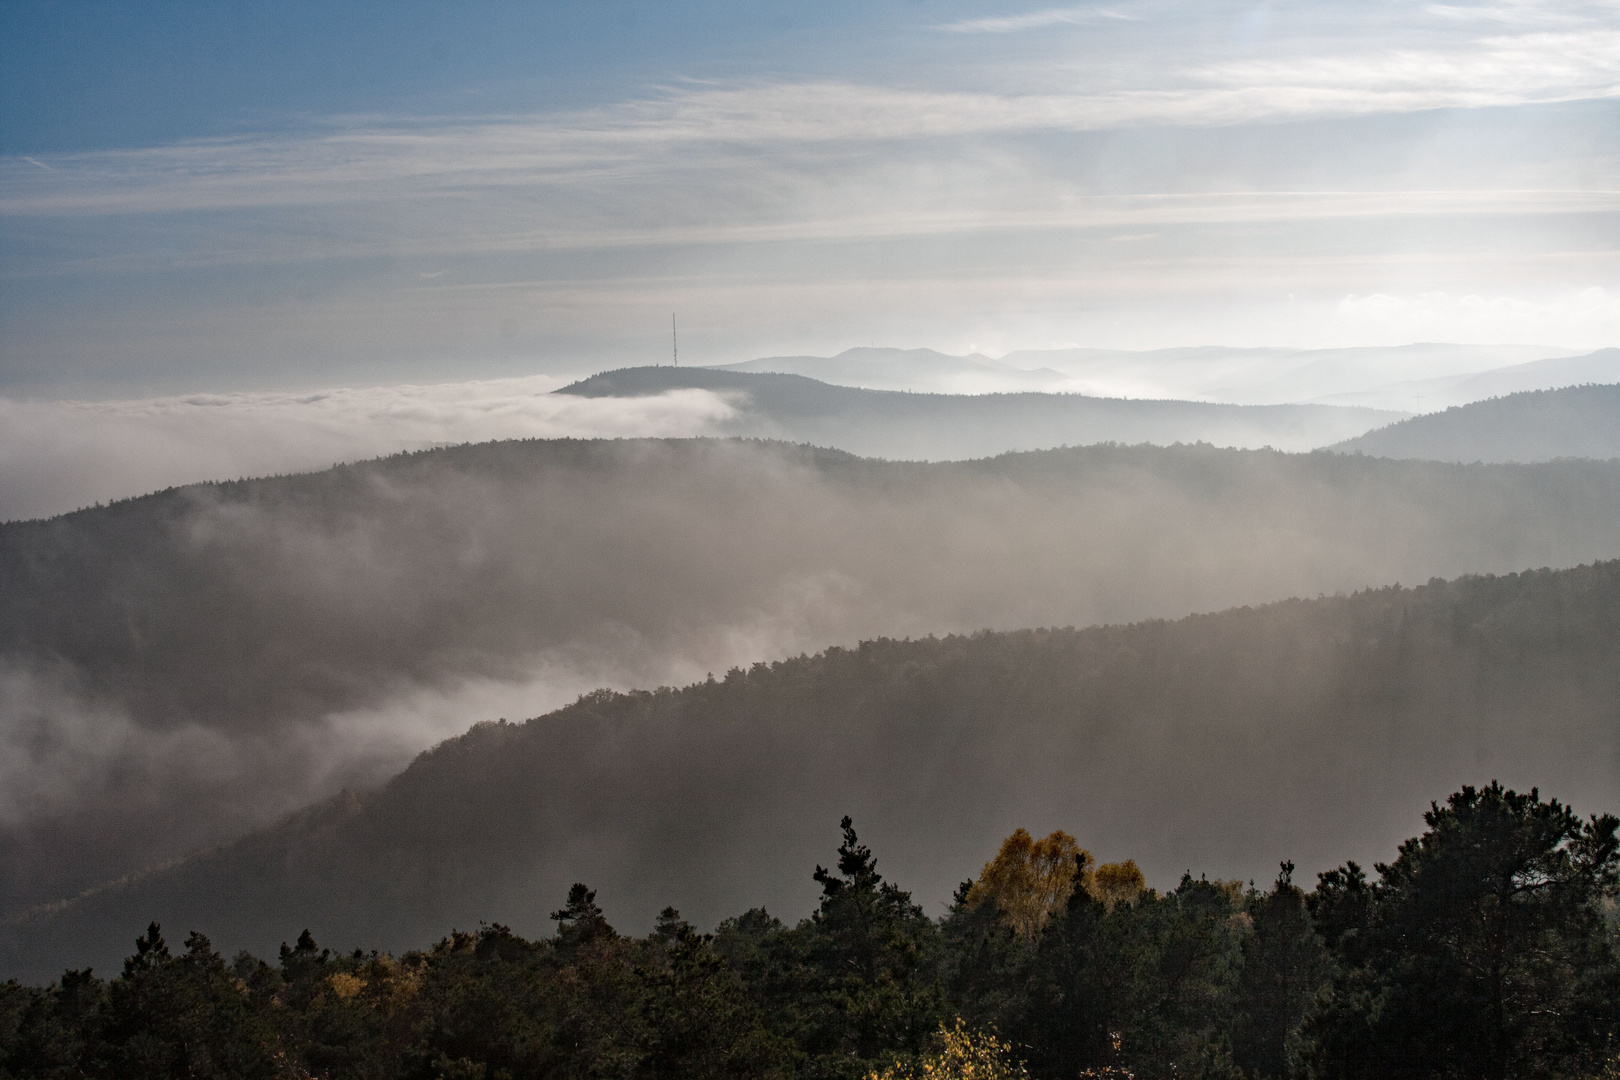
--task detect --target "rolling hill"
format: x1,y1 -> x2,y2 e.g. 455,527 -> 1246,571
1332,383 -> 1620,462
707,346 -> 1066,394
7,437 -> 1620,965
706,343 -> 1581,408
1319,348 -> 1620,412
6,560 -> 1616,983
559,366 -> 1404,454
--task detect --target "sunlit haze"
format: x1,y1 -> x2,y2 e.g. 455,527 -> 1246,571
2,7 -> 1619,1064
3,0 -> 1617,397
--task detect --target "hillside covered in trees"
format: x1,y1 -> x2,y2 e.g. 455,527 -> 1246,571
6,438 -> 1620,929
6,560 -> 1617,989
2,784 -> 1616,1079
1332,384 -> 1620,463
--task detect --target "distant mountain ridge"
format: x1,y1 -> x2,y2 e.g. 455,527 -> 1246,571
558,366 -> 1405,455
7,560 -> 1617,983
1333,383 -> 1620,463
709,347 -> 1066,394
703,343 -> 1592,409
1318,348 -> 1620,412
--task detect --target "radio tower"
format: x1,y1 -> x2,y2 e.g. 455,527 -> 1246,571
672,313 -> 678,367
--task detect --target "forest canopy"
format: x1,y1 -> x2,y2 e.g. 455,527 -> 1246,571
1,784 -> 1615,1080
6,559 -> 1619,984
8,437 -> 1620,931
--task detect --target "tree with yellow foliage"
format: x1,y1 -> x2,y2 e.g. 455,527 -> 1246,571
967,829 -> 1090,939
1090,860 -> 1147,911
866,1019 -> 1028,1080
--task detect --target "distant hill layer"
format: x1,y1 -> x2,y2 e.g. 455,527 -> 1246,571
704,343 -> 1587,409
1319,348 -> 1620,412
709,346 -> 1059,393
1332,384 -> 1620,462
7,438 -> 1620,951
7,561 -> 1616,982
558,367 -> 1404,454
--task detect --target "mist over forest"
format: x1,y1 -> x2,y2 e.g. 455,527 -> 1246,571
6,559 -> 1617,983
5,436 -> 1620,938
7,2 -> 1620,1072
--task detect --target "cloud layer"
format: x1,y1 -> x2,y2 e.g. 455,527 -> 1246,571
0,379 -> 734,520
2,0 -> 1616,392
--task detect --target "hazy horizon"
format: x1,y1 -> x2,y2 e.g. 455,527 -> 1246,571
5,0 -> 1619,400
3,11 -> 1619,1064
6,340 -> 1617,522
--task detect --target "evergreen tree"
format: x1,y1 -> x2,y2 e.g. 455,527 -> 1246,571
95,925 -> 281,1080
1312,783 -> 1620,1079
0,968 -> 105,1079
634,907 -> 798,1079
755,817 -> 945,1079
1230,863 -> 1331,1078
551,883 -> 615,955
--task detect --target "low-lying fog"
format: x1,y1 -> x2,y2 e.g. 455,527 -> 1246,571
5,436 -> 1620,919
7,341 -> 1613,522
0,377 -> 734,522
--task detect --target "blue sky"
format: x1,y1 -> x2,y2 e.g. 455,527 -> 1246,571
2,0 -> 1618,395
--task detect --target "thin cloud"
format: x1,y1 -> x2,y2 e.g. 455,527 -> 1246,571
2,13 -> 1618,221
6,61 -> 1619,222
937,6 -> 1135,33
6,184 -> 1612,273
1199,30 -> 1620,104
1425,0 -> 1620,25
1337,285 -> 1620,343
2,0 -> 1616,378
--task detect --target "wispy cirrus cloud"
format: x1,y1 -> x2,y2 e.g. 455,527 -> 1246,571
1425,0 -> 1620,25
6,31 -> 1619,224
2,0 -> 1616,388
4,2 -> 1617,232
937,5 -> 1136,33
1200,30 -> 1620,105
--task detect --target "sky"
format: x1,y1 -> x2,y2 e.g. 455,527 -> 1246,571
1,0 -> 1618,398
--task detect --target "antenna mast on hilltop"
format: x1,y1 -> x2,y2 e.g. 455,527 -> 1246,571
672,313 -> 678,367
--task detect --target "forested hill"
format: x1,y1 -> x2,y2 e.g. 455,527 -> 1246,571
557,367 -> 1404,454
7,560 -> 1617,982
6,438 -> 1620,939
1331,383 -> 1620,462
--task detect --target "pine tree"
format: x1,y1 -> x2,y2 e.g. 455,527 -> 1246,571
1231,862 -> 1331,1078
1311,783 -> 1620,1079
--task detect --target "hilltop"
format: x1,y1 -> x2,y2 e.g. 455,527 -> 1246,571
558,366 -> 1403,454
1332,383 -> 1620,462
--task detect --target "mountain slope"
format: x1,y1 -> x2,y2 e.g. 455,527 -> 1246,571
8,437 -> 1620,943
7,561 -> 1617,982
559,366 -> 1404,454
1332,384 -> 1620,462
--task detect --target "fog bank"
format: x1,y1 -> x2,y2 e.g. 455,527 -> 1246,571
0,378 -> 733,521
5,438 -> 1620,919
8,562 -> 1616,982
